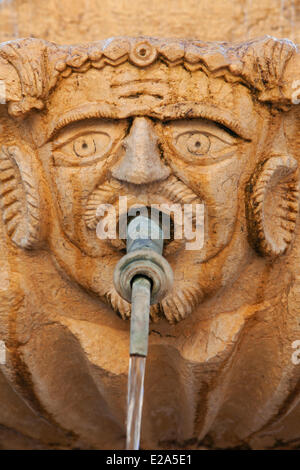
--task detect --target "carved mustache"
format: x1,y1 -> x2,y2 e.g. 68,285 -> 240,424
84,174 -> 202,234
83,175 -> 204,322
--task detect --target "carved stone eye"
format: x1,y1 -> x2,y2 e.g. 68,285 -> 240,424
58,132 -> 111,161
73,136 -> 96,157
54,129 -> 114,166
170,122 -> 237,165
186,133 -> 210,155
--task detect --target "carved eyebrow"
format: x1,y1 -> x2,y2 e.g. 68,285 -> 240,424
151,102 -> 253,140
47,102 -> 119,142
47,101 -> 252,142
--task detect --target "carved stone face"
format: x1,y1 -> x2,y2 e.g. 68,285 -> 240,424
25,61 -> 268,322
0,37 -> 300,450
0,37 -> 294,323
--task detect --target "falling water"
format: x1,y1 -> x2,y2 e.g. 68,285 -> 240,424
126,355 -> 146,450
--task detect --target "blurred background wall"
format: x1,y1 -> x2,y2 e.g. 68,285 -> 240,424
0,0 -> 299,45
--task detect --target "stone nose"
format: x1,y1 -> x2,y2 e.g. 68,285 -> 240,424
111,117 -> 170,184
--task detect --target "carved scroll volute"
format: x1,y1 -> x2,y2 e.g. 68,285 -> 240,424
246,153 -> 299,258
0,145 -> 47,249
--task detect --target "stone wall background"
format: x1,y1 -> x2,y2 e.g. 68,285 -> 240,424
0,0 -> 299,45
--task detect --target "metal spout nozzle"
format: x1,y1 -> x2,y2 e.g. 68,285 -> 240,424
113,215 -> 173,356
114,215 -> 173,450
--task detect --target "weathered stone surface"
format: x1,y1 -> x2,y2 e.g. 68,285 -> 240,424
0,33 -> 299,450
0,0 -> 299,45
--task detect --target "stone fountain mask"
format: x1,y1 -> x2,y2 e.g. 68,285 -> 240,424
0,36 -> 299,325
0,36 -> 300,450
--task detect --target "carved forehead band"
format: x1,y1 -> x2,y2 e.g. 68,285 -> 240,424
0,36 -> 297,118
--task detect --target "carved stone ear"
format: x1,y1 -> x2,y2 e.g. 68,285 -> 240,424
246,155 -> 299,257
0,145 -> 45,249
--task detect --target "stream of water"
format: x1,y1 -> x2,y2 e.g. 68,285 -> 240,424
126,355 -> 146,450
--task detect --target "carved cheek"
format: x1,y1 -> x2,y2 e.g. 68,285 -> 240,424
50,162 -> 108,240
170,156 -> 244,255
198,159 -> 243,251
50,167 -> 81,237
